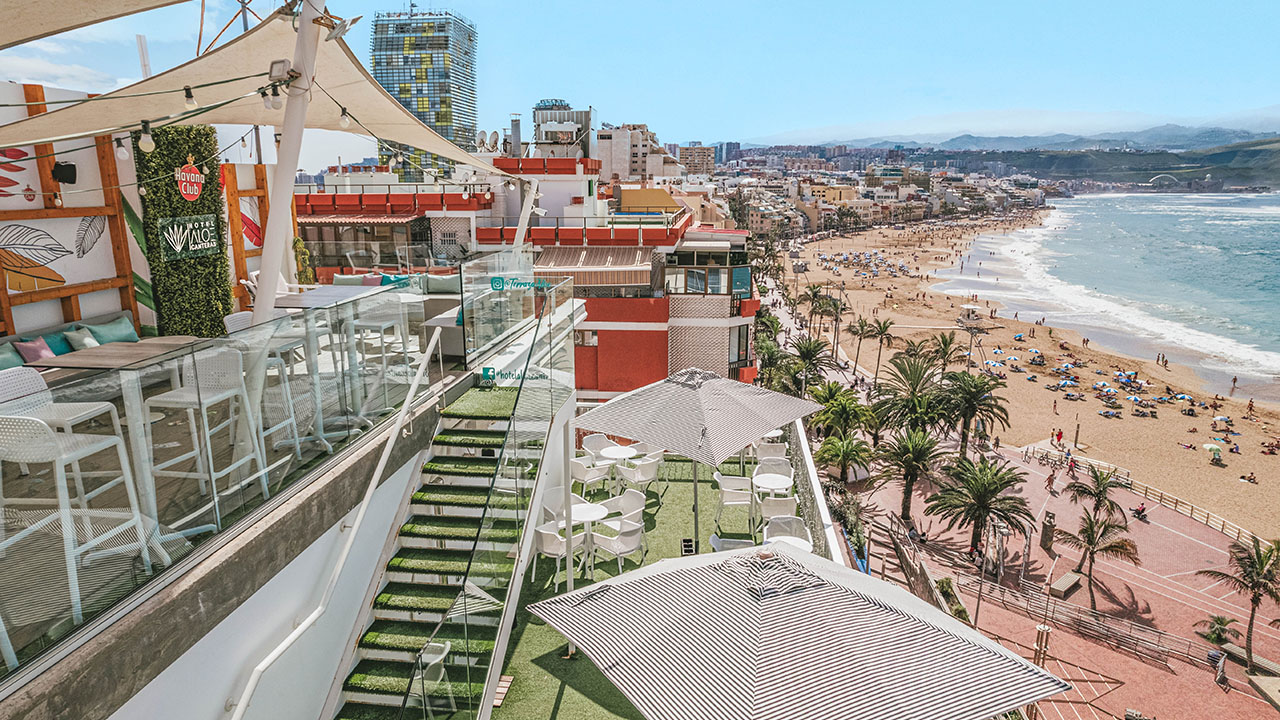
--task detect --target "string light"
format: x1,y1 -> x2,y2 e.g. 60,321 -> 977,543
269,85 -> 283,110
260,89 -> 271,110
461,191 -> 469,200
138,185 -> 147,196
137,121 -> 155,153
338,107 -> 351,129
114,138 -> 129,160
52,192 -> 62,207
183,85 -> 197,109
240,137 -> 247,149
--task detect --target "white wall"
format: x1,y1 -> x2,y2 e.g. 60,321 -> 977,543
107,458 -> 417,720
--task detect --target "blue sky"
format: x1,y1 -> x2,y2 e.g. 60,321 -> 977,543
2,0 -> 1278,169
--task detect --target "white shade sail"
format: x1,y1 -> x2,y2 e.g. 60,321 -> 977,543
0,0 -> 189,52
575,367 -> 821,466
531,545 -> 1071,720
0,9 -> 506,175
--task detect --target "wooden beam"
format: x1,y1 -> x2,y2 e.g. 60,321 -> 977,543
95,135 -> 140,332
22,85 -> 60,209
0,205 -> 113,221
223,164 -> 251,309
60,294 -> 81,322
10,277 -> 128,307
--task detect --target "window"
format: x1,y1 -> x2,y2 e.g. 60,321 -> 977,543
574,330 -> 598,347
707,268 -> 727,294
686,269 -> 706,293
729,324 -> 749,363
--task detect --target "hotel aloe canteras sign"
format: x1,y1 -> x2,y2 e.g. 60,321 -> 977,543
134,124 -> 233,337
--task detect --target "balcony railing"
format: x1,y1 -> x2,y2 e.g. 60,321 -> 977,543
0,280 -> 447,686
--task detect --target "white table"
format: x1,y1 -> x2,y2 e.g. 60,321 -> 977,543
766,535 -> 814,553
599,445 -> 639,494
569,502 -> 609,576
752,472 -> 794,496
762,428 -> 784,441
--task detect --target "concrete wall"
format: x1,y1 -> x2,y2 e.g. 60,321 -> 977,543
107,459 -> 416,720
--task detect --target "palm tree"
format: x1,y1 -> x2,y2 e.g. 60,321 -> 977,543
869,319 -> 896,389
756,312 -> 782,342
1197,538 -> 1280,672
800,284 -> 824,330
1063,466 -> 1127,521
1054,510 -> 1141,610
877,429 -> 945,525
816,435 -> 873,486
828,297 -> 849,352
1194,615 -> 1243,645
816,394 -> 863,439
790,334 -> 837,392
898,339 -> 931,359
929,331 -> 965,371
941,371 -> 1010,459
925,457 -> 1034,550
809,380 -> 850,407
858,401 -> 887,448
877,355 -> 945,433
848,317 -> 873,374
756,338 -> 787,387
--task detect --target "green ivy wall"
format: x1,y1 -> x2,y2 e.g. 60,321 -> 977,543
133,124 -> 233,337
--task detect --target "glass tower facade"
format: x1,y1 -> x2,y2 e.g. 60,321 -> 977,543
370,10 -> 477,181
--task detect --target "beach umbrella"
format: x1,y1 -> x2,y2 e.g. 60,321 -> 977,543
1214,416 -> 1230,422
1203,444 -> 1222,454
1029,349 -> 1041,354
992,349 -> 1004,355
991,362 -> 1004,368
1102,388 -> 1117,394
1175,394 -> 1193,400
1096,381 -> 1110,387
530,546 -> 1070,720
575,368 -> 821,553
1062,363 -> 1074,369
1006,357 -> 1019,362
1125,371 -> 1137,376
1126,395 -> 1141,402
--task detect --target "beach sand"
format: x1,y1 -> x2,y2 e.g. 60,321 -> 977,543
779,212 -> 1280,537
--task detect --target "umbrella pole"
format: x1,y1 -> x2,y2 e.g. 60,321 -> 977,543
693,463 -> 700,553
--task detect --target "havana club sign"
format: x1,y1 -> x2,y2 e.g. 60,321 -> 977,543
174,155 -> 204,201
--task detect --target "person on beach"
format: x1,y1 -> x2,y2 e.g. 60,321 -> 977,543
1053,399 -> 1058,415
1045,470 -> 1056,492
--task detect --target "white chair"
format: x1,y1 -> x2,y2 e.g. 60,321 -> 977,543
758,496 -> 799,532
541,491 -> 588,525
713,471 -> 754,528
581,433 -> 619,466
0,366 -> 124,480
709,534 -> 755,552
764,515 -> 811,546
599,488 -> 645,533
617,457 -> 662,504
351,297 -> 411,408
223,314 -> 304,460
533,522 -> 585,592
144,347 -> 268,529
754,457 -> 795,483
407,640 -> 455,719
591,519 -> 646,574
756,442 -> 788,461
569,457 -> 608,497
0,415 -> 156,627
223,310 -> 307,374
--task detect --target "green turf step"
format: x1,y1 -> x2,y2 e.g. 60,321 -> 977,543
387,548 -> 516,578
374,582 -> 461,613
360,619 -> 498,655
400,516 -> 521,542
422,457 -> 500,477
432,428 -> 509,448
411,485 -> 522,509
441,387 -> 519,420
334,702 -> 402,720
344,659 -> 487,699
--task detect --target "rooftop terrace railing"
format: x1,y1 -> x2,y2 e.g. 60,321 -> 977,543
0,279 -> 449,689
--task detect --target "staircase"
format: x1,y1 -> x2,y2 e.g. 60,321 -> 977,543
335,386 -> 529,720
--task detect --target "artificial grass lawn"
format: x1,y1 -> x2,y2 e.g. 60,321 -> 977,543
344,658 -> 486,698
433,428 -> 509,447
422,456 -> 500,477
388,548 -> 515,578
400,516 -> 521,542
335,702 -> 402,720
491,460 -> 757,720
361,619 -> 498,656
413,485 -> 523,509
441,387 -> 520,419
374,582 -> 462,612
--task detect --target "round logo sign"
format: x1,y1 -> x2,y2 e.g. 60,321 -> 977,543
174,155 -> 205,201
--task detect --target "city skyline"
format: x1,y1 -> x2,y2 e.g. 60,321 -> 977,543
3,0 -> 1279,169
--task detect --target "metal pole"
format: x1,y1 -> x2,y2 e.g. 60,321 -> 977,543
692,463 -> 700,553
253,0 -> 321,323
239,0 -> 263,160
1073,416 -> 1081,450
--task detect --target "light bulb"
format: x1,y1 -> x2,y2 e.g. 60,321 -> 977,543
183,85 -> 197,109
240,137 -> 247,149
339,108 -> 351,129
485,191 -> 492,200
138,121 -> 155,153
270,86 -> 283,110
461,191 -> 469,200
114,138 -> 129,160
138,185 -> 147,196
261,90 -> 271,110
52,193 -> 62,207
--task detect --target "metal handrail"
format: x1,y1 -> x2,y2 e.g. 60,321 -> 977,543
226,329 -> 444,720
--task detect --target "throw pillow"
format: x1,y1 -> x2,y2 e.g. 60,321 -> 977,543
13,337 -> 54,362
65,327 -> 101,350
22,330 -> 74,355
0,343 -> 23,370
84,316 -> 140,344
331,274 -> 365,286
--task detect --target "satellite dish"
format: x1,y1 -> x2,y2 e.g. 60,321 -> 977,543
489,131 -> 499,149
475,129 -> 487,148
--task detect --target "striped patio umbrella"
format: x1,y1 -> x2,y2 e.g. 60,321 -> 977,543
575,368 -> 821,551
531,545 -> 1070,720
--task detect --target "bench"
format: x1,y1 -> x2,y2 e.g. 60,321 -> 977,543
1221,642 -> 1280,676
1049,571 -> 1082,598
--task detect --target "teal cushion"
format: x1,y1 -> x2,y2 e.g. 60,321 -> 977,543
22,329 -> 74,355
0,343 -> 23,370
84,316 -> 139,344
380,273 -> 411,286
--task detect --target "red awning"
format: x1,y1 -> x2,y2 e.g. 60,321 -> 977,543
296,213 -> 424,225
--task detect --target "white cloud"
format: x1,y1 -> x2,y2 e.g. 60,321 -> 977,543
0,55 -> 118,92
23,39 -> 70,55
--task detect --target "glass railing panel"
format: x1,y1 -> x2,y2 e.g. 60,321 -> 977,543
458,245 -> 538,362
0,281 -> 442,684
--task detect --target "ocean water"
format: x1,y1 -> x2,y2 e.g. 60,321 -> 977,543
932,193 -> 1280,401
